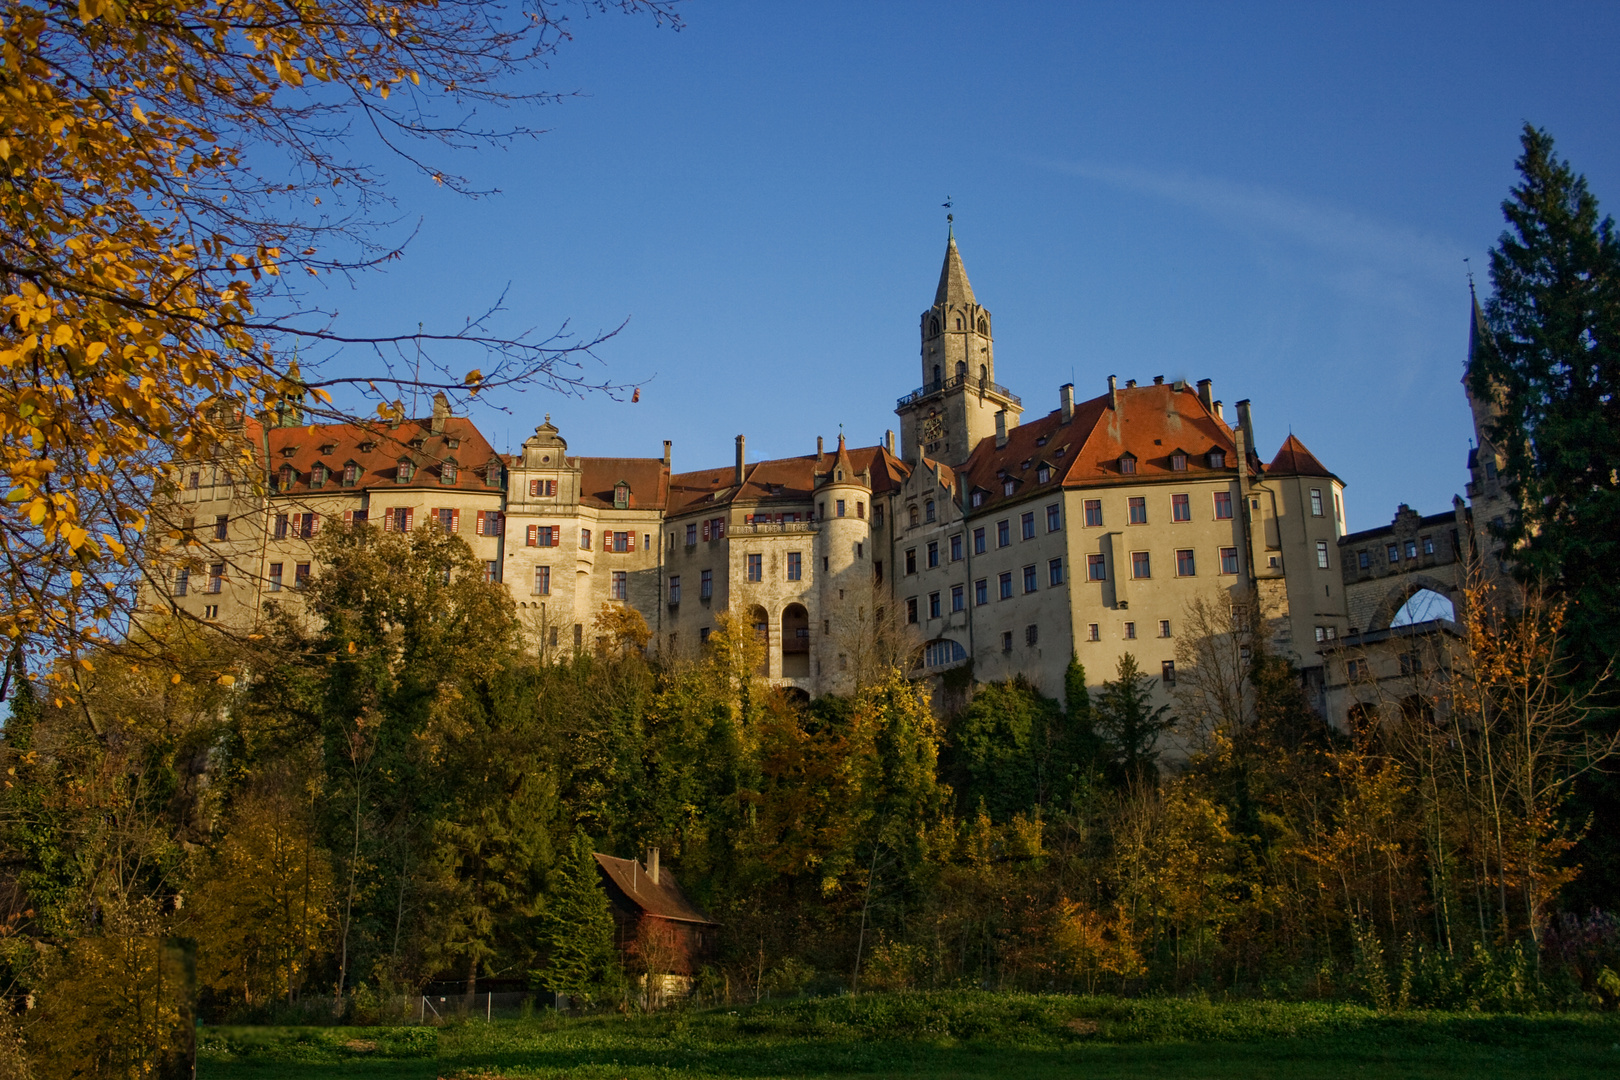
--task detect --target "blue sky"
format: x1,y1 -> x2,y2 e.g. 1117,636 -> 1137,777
308,1 -> 1620,531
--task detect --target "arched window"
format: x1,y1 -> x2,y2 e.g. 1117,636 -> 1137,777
954,316 -> 964,331
979,364 -> 988,385
977,317 -> 988,335
955,361 -> 966,378
929,316 -> 940,337
1391,589 -> 1455,627
933,364 -> 941,386
908,505 -> 919,527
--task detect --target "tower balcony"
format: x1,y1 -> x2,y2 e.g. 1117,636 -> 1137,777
896,373 -> 1020,412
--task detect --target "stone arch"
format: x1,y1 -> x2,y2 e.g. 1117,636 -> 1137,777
979,363 -> 988,385
929,315 -> 940,337
748,604 -> 771,677
955,360 -> 966,379
781,603 -> 810,678
977,316 -> 988,335
776,685 -> 811,705
1367,574 -> 1461,632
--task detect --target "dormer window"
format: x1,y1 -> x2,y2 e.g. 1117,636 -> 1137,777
358,441 -> 375,453
319,444 -> 336,455
1003,479 -> 1016,496
486,460 -> 502,487
835,469 -> 844,482
397,459 -> 414,484
1036,436 -> 1047,447
614,482 -> 630,509
310,463 -> 328,489
1171,452 -> 1187,472
1119,453 -> 1137,475
446,437 -> 460,450
971,490 -> 986,508
410,438 -> 424,449
280,446 -> 297,458
343,462 -> 360,487
440,461 -> 458,485
277,464 -> 295,490
1207,450 -> 1226,469
1020,460 -> 1031,471
1055,446 -> 1065,457
1037,465 -> 1051,484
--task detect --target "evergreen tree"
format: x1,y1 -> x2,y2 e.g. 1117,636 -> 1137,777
1472,125 -> 1620,680
1093,654 -> 1175,786
536,834 -> 621,1007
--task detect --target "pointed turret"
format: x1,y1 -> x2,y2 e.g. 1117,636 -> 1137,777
1266,433 -> 1339,481
934,232 -> 977,308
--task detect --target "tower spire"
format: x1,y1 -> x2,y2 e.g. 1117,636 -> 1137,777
934,231 -> 976,308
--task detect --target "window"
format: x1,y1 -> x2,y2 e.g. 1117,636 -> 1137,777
837,499 -> 846,518
441,462 -> 458,485
1405,539 -> 1418,560
997,520 -> 1010,547
1049,558 -> 1064,586
1087,554 -> 1107,581
175,569 -> 189,596
905,549 -> 917,575
1021,512 -> 1036,540
875,560 -> 884,583
999,571 -> 1013,600
1131,551 -> 1151,578
1220,547 -> 1240,575
343,462 -> 360,486
925,500 -> 935,523
1421,535 -> 1435,556
486,461 -> 502,487
294,512 -> 315,539
1171,452 -> 1187,472
700,569 -> 713,599
906,597 -> 919,624
1172,493 -> 1190,522
1119,454 -> 1136,474
973,527 -> 986,554
611,570 -> 627,600
1023,564 -> 1037,593
975,578 -> 988,605
1176,549 -> 1196,576
950,534 -> 963,561
210,514 -> 227,541
925,640 -> 968,667
1003,479 -> 1016,496
1084,499 -> 1103,527
1159,620 -> 1171,638
188,470 -> 200,490
1088,623 -> 1100,641
971,490 -> 986,508
530,479 -> 556,497
787,552 -> 802,581
1002,630 -> 1013,653
704,517 -> 726,540
1317,541 -> 1330,569
1387,543 -> 1399,563
927,541 -> 939,568
1046,503 -> 1061,532
668,575 -> 680,604
611,530 -> 631,552
614,483 -> 630,509
1399,652 -> 1422,676
1128,497 -> 1147,524
484,561 -> 501,584
437,507 -> 457,534
203,604 -> 219,620
1310,488 -> 1324,517
580,528 -> 592,549
268,563 -> 283,592
1485,458 -> 1498,480
679,523 -> 693,546
929,592 -> 941,619
1314,626 -> 1327,643
857,501 -> 865,519
1124,622 -> 1136,640
534,567 -> 551,596
1358,550 -> 1371,570
1214,491 -> 1232,519
531,525 -> 559,547
383,507 -> 411,533
1347,658 -> 1370,680
1162,660 -> 1176,687
747,553 -> 763,582
397,460 -> 414,484
294,562 -> 310,588
908,505 -> 919,527
1037,464 -> 1050,483
206,565 -> 224,594
874,504 -> 884,527
951,584 -> 965,612
1208,450 -> 1226,469
1026,624 -> 1039,646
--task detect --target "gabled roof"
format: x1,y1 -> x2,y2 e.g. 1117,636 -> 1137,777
957,381 -> 1241,514
666,443 -> 910,516
1266,433 -> 1339,481
265,415 -> 504,495
578,457 -> 670,511
934,233 -> 976,308
593,853 -> 718,926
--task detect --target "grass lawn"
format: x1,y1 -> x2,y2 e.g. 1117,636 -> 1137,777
198,992 -> 1620,1079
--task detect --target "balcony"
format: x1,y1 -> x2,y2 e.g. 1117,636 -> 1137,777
736,520 -> 819,535
896,373 -> 1021,411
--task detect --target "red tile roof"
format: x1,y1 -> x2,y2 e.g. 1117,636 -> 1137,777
265,416 -> 504,495
594,854 -> 717,925
578,457 -> 670,511
958,382 -> 1243,513
666,444 -> 911,516
1266,433 -> 1339,480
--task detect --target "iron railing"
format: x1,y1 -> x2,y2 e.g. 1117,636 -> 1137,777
896,373 -> 1020,410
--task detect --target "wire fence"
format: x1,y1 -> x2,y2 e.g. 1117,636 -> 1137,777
408,991 -> 535,1023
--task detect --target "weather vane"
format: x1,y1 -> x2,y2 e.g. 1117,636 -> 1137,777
943,195 -> 954,226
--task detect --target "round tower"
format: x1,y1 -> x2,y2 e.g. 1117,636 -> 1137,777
813,434 -> 873,694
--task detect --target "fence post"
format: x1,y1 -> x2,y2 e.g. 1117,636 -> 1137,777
487,991 -> 492,1021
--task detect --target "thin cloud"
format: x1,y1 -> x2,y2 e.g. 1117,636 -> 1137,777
1042,160 -> 1468,284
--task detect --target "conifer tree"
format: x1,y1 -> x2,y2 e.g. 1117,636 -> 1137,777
537,834 -> 621,1007
1093,654 -> 1175,786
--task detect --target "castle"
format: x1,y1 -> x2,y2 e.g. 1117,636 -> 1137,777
157,233 -> 1505,720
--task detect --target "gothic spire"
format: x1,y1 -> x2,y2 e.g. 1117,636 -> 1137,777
934,232 -> 977,308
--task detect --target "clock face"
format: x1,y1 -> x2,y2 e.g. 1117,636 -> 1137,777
922,414 -> 944,441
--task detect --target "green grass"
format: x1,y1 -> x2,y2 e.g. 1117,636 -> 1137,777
198,992 -> 1620,1079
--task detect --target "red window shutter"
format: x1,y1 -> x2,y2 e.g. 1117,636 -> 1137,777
702,520 -> 710,541
343,510 -> 353,526
405,508 -> 414,531
529,479 -> 539,497
527,525 -> 537,546
310,514 -> 321,535
476,510 -> 485,536
717,518 -> 725,538
383,509 -> 393,532
627,531 -> 636,551
550,526 -> 559,546
495,512 -> 503,536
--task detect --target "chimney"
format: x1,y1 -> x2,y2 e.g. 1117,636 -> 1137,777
1125,379 -> 1137,389
1060,383 -> 1074,425
662,440 -> 671,467
1153,375 -> 1164,385
1197,378 -> 1213,411
647,846 -> 660,886
817,435 -> 824,457
1108,374 -> 1118,410
884,429 -> 895,455
1213,399 -> 1224,420
735,434 -> 746,486
995,409 -> 1008,450
430,392 -> 450,435
1235,399 -> 1255,453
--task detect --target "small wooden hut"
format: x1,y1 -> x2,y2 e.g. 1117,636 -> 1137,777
593,849 -> 718,1000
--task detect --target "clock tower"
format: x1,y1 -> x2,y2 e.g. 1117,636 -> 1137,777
895,230 -> 1022,466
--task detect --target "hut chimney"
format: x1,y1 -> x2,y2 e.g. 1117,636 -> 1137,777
1125,379 -> 1137,389
1153,374 -> 1165,385
1235,399 -> 1255,452
817,435 -> 824,457
1197,378 -> 1214,411
735,435 -> 745,486
1060,383 -> 1074,425
430,392 -> 450,435
1107,374 -> 1118,411
647,846 -> 660,885
884,429 -> 895,455
662,440 -> 671,467
1214,400 -> 1225,421
995,409 -> 1008,450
